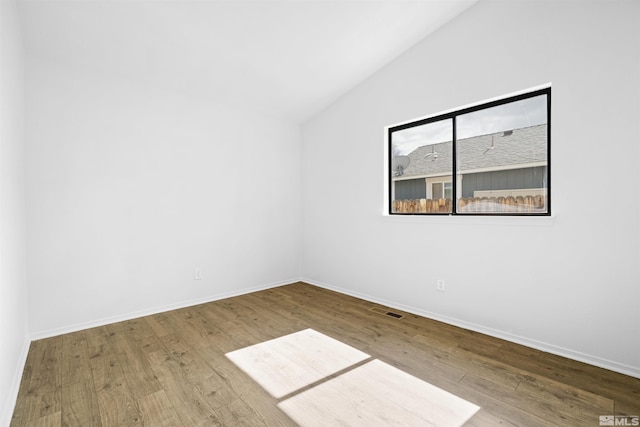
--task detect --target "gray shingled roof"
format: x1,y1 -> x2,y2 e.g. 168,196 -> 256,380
396,124 -> 547,178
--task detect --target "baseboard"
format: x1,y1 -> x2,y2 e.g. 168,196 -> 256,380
25,276 -> 640,379
29,277 -> 300,341
1,337 -> 31,427
302,278 -> 640,380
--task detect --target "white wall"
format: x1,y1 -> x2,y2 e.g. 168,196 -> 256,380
25,57 -> 301,336
301,0 -> 640,377
0,0 -> 29,423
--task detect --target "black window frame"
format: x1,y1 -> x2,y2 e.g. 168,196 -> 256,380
388,87 -> 551,216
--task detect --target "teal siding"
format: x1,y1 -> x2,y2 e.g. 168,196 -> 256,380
395,179 -> 426,200
462,166 -> 546,197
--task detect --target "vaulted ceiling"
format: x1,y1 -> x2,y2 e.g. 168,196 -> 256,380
18,0 -> 477,123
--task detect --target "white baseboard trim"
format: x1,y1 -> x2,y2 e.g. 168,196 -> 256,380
29,277 -> 300,341
25,276 -> 640,380
302,278 -> 640,380
1,337 -> 31,427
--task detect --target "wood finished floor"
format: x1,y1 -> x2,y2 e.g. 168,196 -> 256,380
11,282 -> 640,426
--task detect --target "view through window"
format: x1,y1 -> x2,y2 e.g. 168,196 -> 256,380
389,87 -> 551,215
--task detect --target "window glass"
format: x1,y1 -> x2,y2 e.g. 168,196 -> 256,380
391,119 -> 452,214
444,182 -> 452,200
456,95 -> 548,214
388,88 -> 550,216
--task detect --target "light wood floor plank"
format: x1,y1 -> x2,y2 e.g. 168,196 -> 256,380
60,380 -> 102,427
60,331 -> 90,387
193,344 -> 297,426
159,334 -> 238,410
106,325 -> 163,400
145,349 -> 223,426
24,412 -> 61,427
86,326 -> 143,426
11,282 -> 640,426
143,312 -> 178,338
11,337 -> 63,426
136,390 -> 183,427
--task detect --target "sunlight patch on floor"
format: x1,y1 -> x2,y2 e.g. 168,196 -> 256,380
279,359 -> 479,427
226,328 -> 480,427
225,328 -> 370,398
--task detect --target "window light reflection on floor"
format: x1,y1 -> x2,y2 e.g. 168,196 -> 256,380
226,328 -> 480,427
226,329 -> 370,399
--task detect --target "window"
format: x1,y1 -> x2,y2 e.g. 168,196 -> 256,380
427,178 -> 452,200
389,87 -> 550,216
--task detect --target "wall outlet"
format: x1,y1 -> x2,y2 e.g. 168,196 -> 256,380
194,268 -> 202,280
436,279 -> 446,292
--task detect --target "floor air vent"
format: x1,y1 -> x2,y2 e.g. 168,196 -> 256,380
370,307 -> 404,319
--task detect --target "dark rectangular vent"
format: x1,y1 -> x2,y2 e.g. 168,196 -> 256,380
370,307 -> 404,319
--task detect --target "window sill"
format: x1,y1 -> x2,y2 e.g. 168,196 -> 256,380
382,212 -> 557,227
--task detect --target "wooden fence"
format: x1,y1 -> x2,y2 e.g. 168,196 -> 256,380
392,198 -> 452,214
392,195 -> 546,214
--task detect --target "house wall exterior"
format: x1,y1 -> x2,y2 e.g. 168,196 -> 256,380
395,179 -> 427,200
395,166 -> 546,200
461,166 -> 546,198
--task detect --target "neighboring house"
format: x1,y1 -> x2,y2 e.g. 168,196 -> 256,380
392,124 -> 548,202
